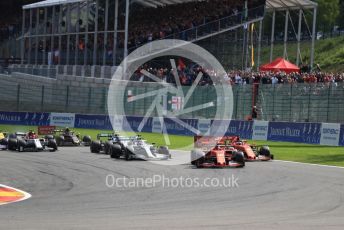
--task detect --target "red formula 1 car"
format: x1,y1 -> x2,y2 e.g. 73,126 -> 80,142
228,136 -> 274,161
191,136 -> 245,168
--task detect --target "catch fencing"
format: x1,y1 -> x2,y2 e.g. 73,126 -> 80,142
0,75 -> 344,123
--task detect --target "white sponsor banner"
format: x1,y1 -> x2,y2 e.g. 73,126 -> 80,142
252,120 -> 269,141
152,117 -> 162,133
198,119 -> 211,135
320,123 -> 340,146
49,113 -> 75,127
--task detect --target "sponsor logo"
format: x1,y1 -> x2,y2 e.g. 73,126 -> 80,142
0,114 -> 21,122
38,126 -> 56,135
322,128 -> 339,135
50,113 -> 75,127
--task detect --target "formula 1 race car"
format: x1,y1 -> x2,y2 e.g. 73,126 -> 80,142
0,131 -> 8,150
91,134 -> 170,161
7,131 -> 58,152
192,136 -> 273,163
90,133 -> 118,155
191,136 -> 245,168
228,136 -> 274,161
54,129 -> 92,147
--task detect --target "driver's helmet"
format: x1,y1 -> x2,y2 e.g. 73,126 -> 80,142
65,128 -> 70,133
28,130 -> 34,135
137,140 -> 143,146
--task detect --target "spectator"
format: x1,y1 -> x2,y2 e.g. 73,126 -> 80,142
252,106 -> 258,119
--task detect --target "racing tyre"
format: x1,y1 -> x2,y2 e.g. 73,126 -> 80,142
259,146 -> 271,157
232,151 -> 245,167
48,139 -> 58,152
191,149 -> 205,165
56,136 -> 64,146
90,141 -> 101,154
17,139 -> 26,152
8,138 -> 17,151
82,136 -> 92,146
158,146 -> 170,157
125,148 -> 133,161
104,142 -> 111,155
110,144 -> 121,159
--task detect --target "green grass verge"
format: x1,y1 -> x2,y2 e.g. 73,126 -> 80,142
1,124 -> 344,167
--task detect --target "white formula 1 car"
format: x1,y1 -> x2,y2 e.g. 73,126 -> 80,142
91,134 -> 170,161
7,132 -> 58,152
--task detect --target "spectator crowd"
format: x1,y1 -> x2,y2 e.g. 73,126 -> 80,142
131,61 -> 344,86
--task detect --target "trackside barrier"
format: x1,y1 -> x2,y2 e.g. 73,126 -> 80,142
0,111 -> 344,146
0,111 -> 50,126
340,125 -> 344,146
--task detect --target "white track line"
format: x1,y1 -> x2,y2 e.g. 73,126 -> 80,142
0,184 -> 32,206
274,160 -> 344,169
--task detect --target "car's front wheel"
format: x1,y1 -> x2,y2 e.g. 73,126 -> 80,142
48,139 -> 58,152
90,141 -> 101,154
125,148 -> 133,161
110,144 -> 121,159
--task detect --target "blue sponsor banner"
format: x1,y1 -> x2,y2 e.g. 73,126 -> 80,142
123,116 -> 153,133
74,114 -> 112,130
225,120 -> 253,139
339,124 -> 344,146
4,110 -> 342,146
0,111 -> 50,126
268,122 -> 321,144
163,118 -> 198,136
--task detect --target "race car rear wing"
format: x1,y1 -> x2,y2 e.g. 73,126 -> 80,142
54,129 -> 65,133
97,133 -> 118,140
15,132 -> 27,137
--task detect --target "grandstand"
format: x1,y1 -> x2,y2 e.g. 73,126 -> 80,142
0,0 -> 318,78
4,0 -> 341,124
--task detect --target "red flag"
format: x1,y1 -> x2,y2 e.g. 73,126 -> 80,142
178,58 -> 186,70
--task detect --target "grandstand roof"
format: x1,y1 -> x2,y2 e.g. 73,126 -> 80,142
23,0 -> 317,10
23,0 -> 84,9
265,0 -> 317,11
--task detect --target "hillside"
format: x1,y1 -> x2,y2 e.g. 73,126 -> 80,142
259,36 -> 344,73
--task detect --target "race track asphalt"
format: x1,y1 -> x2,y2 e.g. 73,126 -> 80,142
1,147 -> 344,230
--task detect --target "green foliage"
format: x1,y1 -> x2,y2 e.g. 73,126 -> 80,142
316,0 -> 340,30
260,36 -> 344,72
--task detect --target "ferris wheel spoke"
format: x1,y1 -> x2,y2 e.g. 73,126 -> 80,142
183,71 -> 203,107
156,103 -> 171,145
168,117 -> 201,135
172,102 -> 215,116
170,59 -> 184,97
138,97 -> 159,132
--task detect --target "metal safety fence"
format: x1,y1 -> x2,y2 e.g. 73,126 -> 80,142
258,83 -> 344,123
1,76 -> 344,123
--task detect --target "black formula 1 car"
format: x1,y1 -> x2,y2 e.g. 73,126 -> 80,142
7,132 -> 58,152
54,129 -> 91,147
91,134 -> 170,161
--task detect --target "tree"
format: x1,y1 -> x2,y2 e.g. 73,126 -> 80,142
315,0 -> 340,31
338,0 -> 344,28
